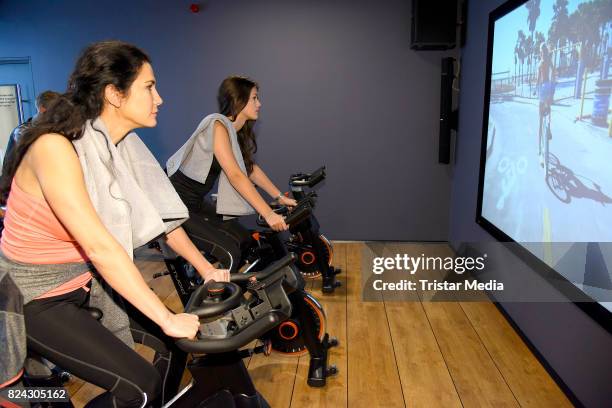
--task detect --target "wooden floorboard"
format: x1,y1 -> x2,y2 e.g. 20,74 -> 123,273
382,243 -> 519,407
70,382 -> 104,407
385,298 -> 462,407
374,243 -> 455,406
249,353 -> 300,407
64,243 -> 573,408
346,243 -> 405,408
459,302 -> 573,408
379,243 -> 461,407
421,301 -> 520,407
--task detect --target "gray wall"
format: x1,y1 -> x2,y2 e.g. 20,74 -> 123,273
0,0 -> 456,241
449,0 -> 612,406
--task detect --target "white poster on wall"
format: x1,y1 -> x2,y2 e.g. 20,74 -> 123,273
0,84 -> 21,171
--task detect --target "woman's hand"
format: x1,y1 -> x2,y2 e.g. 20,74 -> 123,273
265,211 -> 288,231
278,195 -> 297,208
202,268 -> 231,282
161,312 -> 200,339
165,228 -> 230,283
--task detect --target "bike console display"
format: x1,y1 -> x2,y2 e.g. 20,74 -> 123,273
290,166 -> 326,188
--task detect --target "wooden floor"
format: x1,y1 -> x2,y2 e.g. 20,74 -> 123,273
67,242 -> 573,407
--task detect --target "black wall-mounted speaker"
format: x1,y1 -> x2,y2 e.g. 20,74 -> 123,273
411,0 -> 458,50
439,57 -> 455,164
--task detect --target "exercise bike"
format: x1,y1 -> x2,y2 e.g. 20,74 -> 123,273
165,254 -> 301,407
243,166 -> 341,293
154,166 -> 340,293
12,256 -> 320,407
288,166 -> 340,293
159,203 -> 338,388
15,256 -> 311,407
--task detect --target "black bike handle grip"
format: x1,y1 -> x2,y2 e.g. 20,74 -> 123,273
231,254 -> 295,284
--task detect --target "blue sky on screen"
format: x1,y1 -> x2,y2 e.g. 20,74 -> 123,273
492,0 -> 584,74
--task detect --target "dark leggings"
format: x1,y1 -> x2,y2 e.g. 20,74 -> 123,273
181,205 -> 252,273
125,299 -> 187,406
24,288 -> 186,408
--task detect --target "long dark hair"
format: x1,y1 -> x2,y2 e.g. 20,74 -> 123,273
217,76 -> 259,174
0,40 -> 150,205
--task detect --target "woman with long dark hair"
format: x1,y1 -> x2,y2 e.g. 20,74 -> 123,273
0,40 -> 229,407
167,76 -> 297,273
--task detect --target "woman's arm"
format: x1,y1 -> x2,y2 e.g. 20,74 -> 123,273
24,134 -> 198,338
212,122 -> 287,231
250,165 -> 297,207
249,164 -> 281,198
164,226 -> 229,282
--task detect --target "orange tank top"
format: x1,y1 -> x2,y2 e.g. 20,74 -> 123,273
1,179 -> 91,298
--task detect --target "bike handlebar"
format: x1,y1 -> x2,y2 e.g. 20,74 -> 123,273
256,197 -> 313,229
289,166 -> 326,188
175,312 -> 285,354
175,254 -> 296,354
183,281 -> 242,319
230,254 -> 295,284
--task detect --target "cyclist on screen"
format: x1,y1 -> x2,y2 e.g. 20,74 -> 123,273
537,43 -> 555,169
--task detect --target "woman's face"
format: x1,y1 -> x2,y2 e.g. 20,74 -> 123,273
118,62 -> 163,128
239,87 -> 261,121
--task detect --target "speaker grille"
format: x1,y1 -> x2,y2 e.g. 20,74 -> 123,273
411,0 -> 458,50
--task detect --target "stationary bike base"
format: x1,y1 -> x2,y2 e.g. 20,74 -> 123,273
307,334 -> 339,387
321,267 -> 342,294
264,292 -> 339,387
170,349 -> 271,407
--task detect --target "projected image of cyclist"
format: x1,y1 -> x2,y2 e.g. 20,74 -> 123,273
481,0 -> 612,244
537,43 -> 554,171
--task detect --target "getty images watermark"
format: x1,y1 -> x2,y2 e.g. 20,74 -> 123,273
371,252 -> 503,292
360,243 -> 509,302
361,242 -> 612,303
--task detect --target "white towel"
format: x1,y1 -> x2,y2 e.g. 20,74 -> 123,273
73,118 -> 189,256
166,113 -> 255,216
